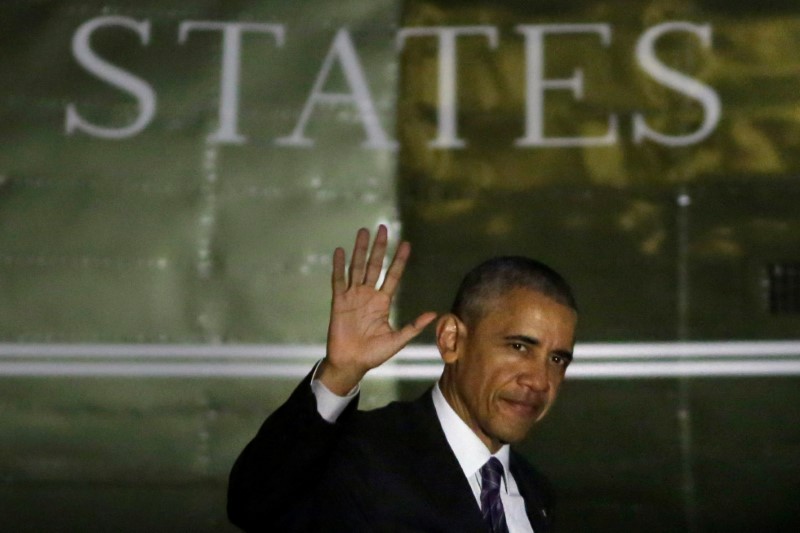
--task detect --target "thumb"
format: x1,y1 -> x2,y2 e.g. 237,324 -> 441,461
393,312 -> 438,348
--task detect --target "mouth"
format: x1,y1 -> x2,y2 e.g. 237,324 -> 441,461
499,397 -> 542,419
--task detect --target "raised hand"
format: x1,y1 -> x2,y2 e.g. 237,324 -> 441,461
318,225 -> 437,395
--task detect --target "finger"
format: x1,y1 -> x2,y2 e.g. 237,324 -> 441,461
364,224 -> 388,287
332,247 -> 346,295
380,240 -> 410,296
348,228 -> 370,286
393,311 -> 438,348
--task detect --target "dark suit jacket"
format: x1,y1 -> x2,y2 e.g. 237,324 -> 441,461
228,371 -> 555,532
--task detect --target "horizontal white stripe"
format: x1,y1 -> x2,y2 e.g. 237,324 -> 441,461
400,341 -> 800,360
2,340 -> 799,360
567,359 -> 800,378
0,341 -> 798,378
0,343 -> 324,359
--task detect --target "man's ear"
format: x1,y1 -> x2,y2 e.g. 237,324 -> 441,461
436,314 -> 464,364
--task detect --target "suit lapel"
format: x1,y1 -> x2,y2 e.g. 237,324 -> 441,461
510,453 -> 553,532
407,391 -> 488,533
398,391 -> 554,533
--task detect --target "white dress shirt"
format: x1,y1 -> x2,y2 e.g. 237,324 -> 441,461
310,366 -> 535,532
431,382 -> 535,533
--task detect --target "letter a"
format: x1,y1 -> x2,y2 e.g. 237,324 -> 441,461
276,29 -> 395,149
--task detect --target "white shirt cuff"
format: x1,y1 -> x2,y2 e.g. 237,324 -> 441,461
310,360 -> 359,423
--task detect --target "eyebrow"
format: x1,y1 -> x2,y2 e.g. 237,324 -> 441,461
504,335 -> 574,363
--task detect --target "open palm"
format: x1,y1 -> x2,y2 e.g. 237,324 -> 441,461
320,226 -> 437,395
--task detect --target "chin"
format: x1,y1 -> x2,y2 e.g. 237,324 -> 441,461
495,426 -> 532,445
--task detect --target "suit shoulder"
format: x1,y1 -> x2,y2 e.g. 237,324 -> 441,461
340,394 -> 436,456
351,397 -> 420,432
510,450 -> 555,503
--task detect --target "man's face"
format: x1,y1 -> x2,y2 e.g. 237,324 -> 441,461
441,288 -> 577,452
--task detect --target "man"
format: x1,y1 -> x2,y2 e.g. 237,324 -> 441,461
228,225 -> 578,532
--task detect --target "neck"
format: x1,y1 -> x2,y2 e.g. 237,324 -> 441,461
439,370 -> 502,453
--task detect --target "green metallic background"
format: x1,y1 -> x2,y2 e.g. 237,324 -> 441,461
1,0 -> 798,531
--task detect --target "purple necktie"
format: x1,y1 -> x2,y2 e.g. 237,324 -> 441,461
480,457 -> 509,533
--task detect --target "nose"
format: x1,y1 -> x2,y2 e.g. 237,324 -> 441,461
517,355 -> 550,393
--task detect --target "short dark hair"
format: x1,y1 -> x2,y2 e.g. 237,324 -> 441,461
450,256 -> 577,326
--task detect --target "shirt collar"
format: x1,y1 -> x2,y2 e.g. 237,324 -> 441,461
431,380 -> 510,482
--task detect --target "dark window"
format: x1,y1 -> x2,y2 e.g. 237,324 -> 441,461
767,263 -> 800,314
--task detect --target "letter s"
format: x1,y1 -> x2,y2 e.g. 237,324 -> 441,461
65,16 -> 155,139
633,22 -> 721,146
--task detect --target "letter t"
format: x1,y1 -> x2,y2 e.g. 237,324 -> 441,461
397,26 -> 498,149
179,22 -> 285,144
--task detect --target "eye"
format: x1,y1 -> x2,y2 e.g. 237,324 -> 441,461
551,354 -> 568,366
510,342 -> 527,352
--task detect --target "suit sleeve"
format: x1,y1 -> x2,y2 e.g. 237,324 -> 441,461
227,369 -> 358,531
